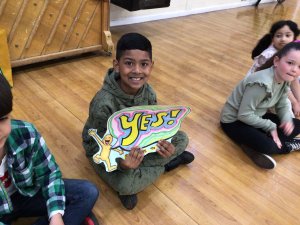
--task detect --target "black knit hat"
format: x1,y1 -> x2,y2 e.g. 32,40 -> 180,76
0,69 -> 13,118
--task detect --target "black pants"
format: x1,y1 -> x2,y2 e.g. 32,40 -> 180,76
220,113 -> 300,155
255,0 -> 285,6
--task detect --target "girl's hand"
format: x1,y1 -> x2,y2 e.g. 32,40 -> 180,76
280,121 -> 294,136
119,146 -> 144,169
157,140 -> 175,158
270,129 -> 282,149
50,213 -> 64,225
292,101 -> 300,117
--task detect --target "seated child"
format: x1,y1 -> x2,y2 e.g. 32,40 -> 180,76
220,42 -> 300,170
82,33 -> 194,210
248,20 -> 300,116
0,74 -> 99,225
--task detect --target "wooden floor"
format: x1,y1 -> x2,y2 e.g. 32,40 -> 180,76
11,1 -> 300,224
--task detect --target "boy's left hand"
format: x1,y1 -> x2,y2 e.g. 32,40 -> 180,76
157,140 -> 175,158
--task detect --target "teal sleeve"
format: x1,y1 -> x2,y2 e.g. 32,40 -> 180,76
33,131 -> 65,219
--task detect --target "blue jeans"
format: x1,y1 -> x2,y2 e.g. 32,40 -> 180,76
0,179 -> 99,225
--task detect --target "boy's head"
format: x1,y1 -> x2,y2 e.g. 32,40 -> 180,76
0,72 -> 12,118
116,33 -> 152,61
0,72 -> 12,150
114,33 -> 154,95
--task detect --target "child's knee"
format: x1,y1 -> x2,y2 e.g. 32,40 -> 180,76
75,179 -> 99,202
112,172 -> 138,195
86,181 -> 100,201
172,131 -> 189,152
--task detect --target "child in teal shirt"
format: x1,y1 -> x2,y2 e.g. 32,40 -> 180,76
0,73 -> 99,225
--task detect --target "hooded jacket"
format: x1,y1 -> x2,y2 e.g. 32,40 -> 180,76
82,68 -> 157,157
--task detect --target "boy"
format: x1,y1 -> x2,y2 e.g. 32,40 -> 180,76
0,74 -> 99,225
82,33 -> 194,210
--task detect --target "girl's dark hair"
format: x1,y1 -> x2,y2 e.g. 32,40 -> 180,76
0,70 -> 13,118
251,20 -> 300,59
116,33 -> 152,61
256,41 -> 300,72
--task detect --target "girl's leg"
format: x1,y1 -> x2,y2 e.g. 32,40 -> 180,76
220,120 -> 279,169
62,179 -> 99,225
277,0 -> 285,4
254,0 -> 261,7
263,113 -> 300,152
220,120 -> 283,155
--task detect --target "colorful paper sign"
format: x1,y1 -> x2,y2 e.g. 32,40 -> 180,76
89,105 -> 190,172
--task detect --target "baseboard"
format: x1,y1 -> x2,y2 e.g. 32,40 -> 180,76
110,0 -> 275,27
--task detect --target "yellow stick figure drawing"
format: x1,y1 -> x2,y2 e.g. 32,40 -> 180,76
89,106 -> 191,172
88,129 -> 124,172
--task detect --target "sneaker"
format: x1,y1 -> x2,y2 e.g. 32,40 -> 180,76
82,212 -> 99,225
164,151 -> 194,172
285,140 -> 300,152
240,145 -> 276,169
118,193 -> 137,210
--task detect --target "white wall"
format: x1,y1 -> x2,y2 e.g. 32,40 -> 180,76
110,0 -> 275,26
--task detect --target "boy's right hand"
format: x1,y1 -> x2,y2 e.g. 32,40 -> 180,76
119,146 -> 144,169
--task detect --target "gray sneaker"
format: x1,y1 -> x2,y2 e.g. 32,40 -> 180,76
240,145 -> 276,169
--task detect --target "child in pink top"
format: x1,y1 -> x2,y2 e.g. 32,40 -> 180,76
248,20 -> 300,117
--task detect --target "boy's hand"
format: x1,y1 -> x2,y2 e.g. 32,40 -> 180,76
119,147 -> 144,169
157,140 -> 175,158
49,213 -> 64,225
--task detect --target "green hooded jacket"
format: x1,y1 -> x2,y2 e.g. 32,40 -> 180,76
82,68 -> 157,157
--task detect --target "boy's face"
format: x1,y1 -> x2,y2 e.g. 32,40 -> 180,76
114,49 -> 153,95
0,114 -> 11,151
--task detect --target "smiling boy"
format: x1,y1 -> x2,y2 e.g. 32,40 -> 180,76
82,33 -> 194,210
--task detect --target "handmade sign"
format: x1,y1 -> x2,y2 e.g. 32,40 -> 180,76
88,105 -> 191,172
